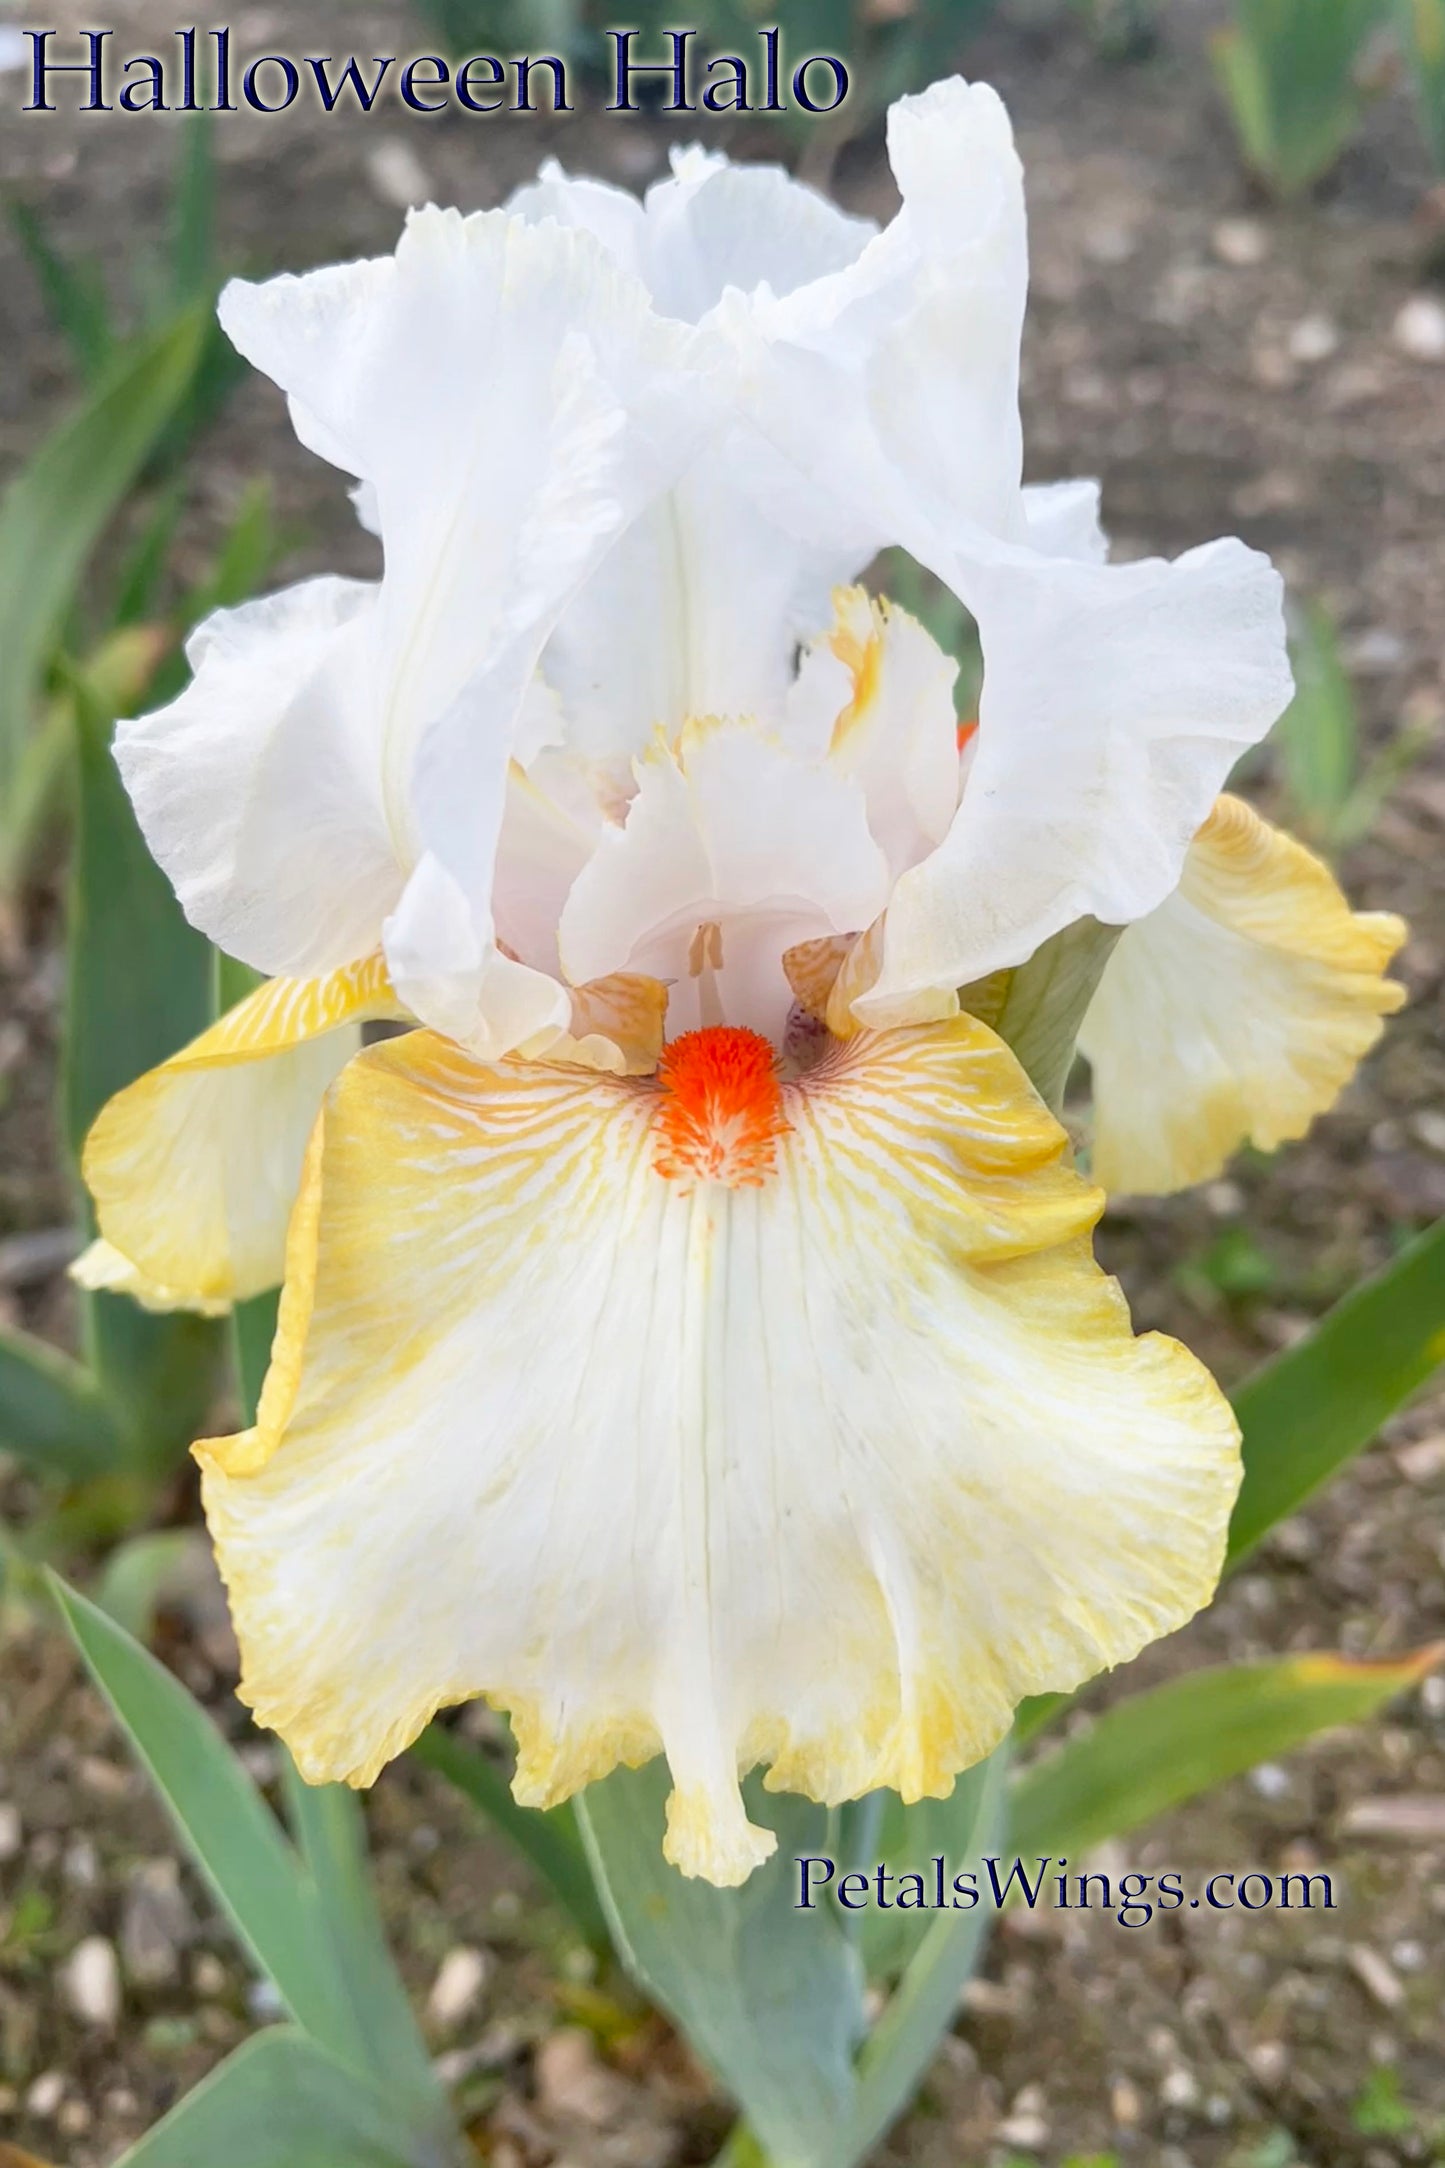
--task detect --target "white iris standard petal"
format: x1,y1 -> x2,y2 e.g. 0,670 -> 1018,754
514,152 -> 874,772
121,207 -> 698,1054
115,578 -> 396,981
724,76 -> 1292,1019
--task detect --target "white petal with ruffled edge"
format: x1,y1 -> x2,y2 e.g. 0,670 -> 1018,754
856,537 -> 1293,1020
1079,796 -> 1407,1195
720,79 -> 1292,1017
198,1018 -> 1239,1886
114,579 -> 399,981
131,209 -> 695,1026
727,78 -> 1029,561
510,144 -> 875,325
513,150 -> 873,765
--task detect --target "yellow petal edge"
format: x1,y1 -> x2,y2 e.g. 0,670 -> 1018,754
1081,794 -> 1407,1196
81,953 -> 403,1310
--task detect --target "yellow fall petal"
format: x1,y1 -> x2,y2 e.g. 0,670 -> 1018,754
71,1237 -> 231,1319
198,1014 -> 1237,1887
1079,795 -> 1406,1195
81,953 -> 404,1310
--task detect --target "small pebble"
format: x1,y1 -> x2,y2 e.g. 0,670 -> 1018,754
78,1755 -> 131,1798
1348,1945 -> 1405,2010
996,2108 -> 1050,2148
1111,2075 -> 1142,2126
1343,627 -> 1408,675
1270,1517 -> 1318,1563
1393,293 -> 1445,362
1084,219 -> 1137,264
63,1837 -> 100,1887
0,1801 -> 20,1861
62,1935 -> 121,2029
1343,1795 -> 1445,1841
122,1858 -> 194,1987
1288,312 -> 1339,364
26,2070 -> 66,2118
1213,217 -> 1269,266
192,1951 -> 229,1997
1410,1111 -> 1445,1155
426,1944 -> 488,2029
534,2027 -> 632,2128
57,2098 -> 92,2137
1250,1761 -> 1292,1800
1395,1432 -> 1445,1482
1161,2067 -> 1200,2110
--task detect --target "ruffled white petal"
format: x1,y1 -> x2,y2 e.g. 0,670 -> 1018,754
114,579 -> 400,980
558,717 -> 890,1039
857,537 -> 1293,1020
727,77 -> 1029,560
199,1019 -> 1238,1885
512,151 -> 874,763
1079,795 -> 1407,1194
714,78 -> 1291,1017
510,146 -> 875,325
171,207 -> 701,1018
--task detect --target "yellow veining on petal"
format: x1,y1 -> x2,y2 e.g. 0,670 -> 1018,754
1080,794 -> 1408,1195
81,953 -> 405,1309
197,1016 -> 1238,1886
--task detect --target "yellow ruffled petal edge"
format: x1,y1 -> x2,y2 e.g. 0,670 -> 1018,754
1080,794 -> 1407,1197
71,1236 -> 232,1318
197,1015 -> 1238,1885
80,952 -> 404,1310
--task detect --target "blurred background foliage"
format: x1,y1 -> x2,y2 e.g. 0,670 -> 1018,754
411,0 -> 1445,181
1,3 -> 1444,2162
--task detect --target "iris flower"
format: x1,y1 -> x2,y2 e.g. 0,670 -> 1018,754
80,81 -> 1403,1885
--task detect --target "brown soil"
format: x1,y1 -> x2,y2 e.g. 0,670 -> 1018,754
2,3 -> 1444,2165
